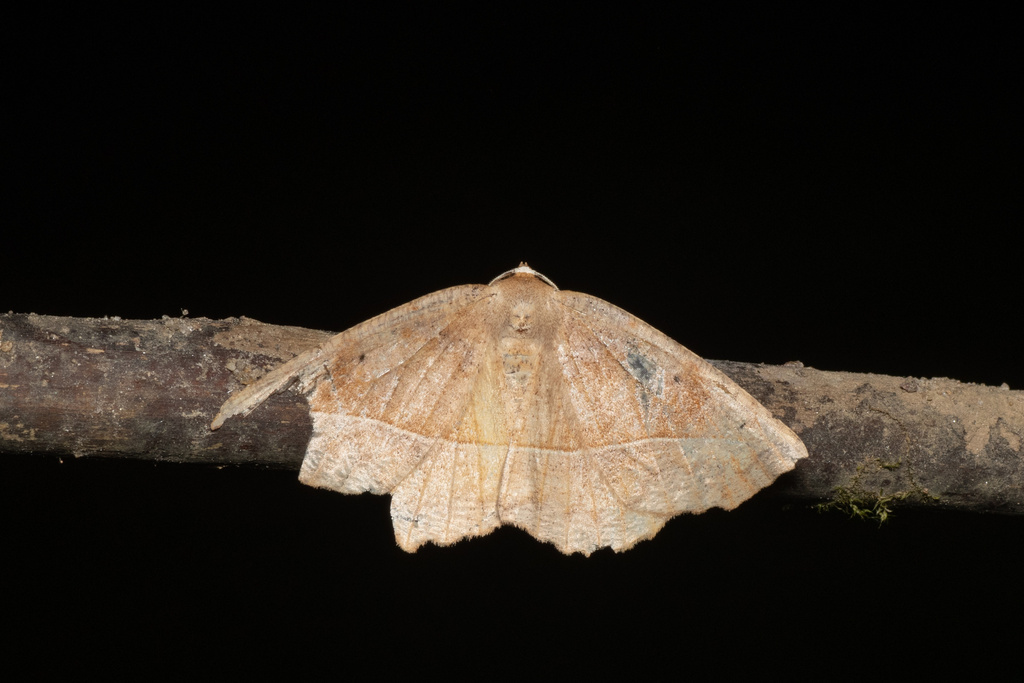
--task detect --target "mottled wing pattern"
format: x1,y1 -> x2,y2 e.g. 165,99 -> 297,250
211,285 -> 490,429
297,286 -> 515,551
496,291 -> 807,555
213,268 -> 807,556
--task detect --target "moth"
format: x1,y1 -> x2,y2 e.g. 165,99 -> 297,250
212,264 -> 807,555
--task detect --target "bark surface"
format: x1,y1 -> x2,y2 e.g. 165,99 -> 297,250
2,312 -> 1021,514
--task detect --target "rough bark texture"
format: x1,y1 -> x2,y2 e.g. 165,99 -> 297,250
2,312 -> 1021,514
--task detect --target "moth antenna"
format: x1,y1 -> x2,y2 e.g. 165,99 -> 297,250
489,263 -> 558,290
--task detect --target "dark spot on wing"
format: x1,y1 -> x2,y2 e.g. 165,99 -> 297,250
627,351 -> 657,385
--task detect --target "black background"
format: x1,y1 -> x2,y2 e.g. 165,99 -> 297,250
5,4 -> 1021,675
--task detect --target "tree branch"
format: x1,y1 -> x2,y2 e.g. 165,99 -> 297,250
2,312 -> 1021,515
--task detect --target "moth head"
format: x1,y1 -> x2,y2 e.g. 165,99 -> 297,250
488,262 -> 559,290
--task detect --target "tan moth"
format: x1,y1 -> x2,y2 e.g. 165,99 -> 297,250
212,264 -> 807,555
